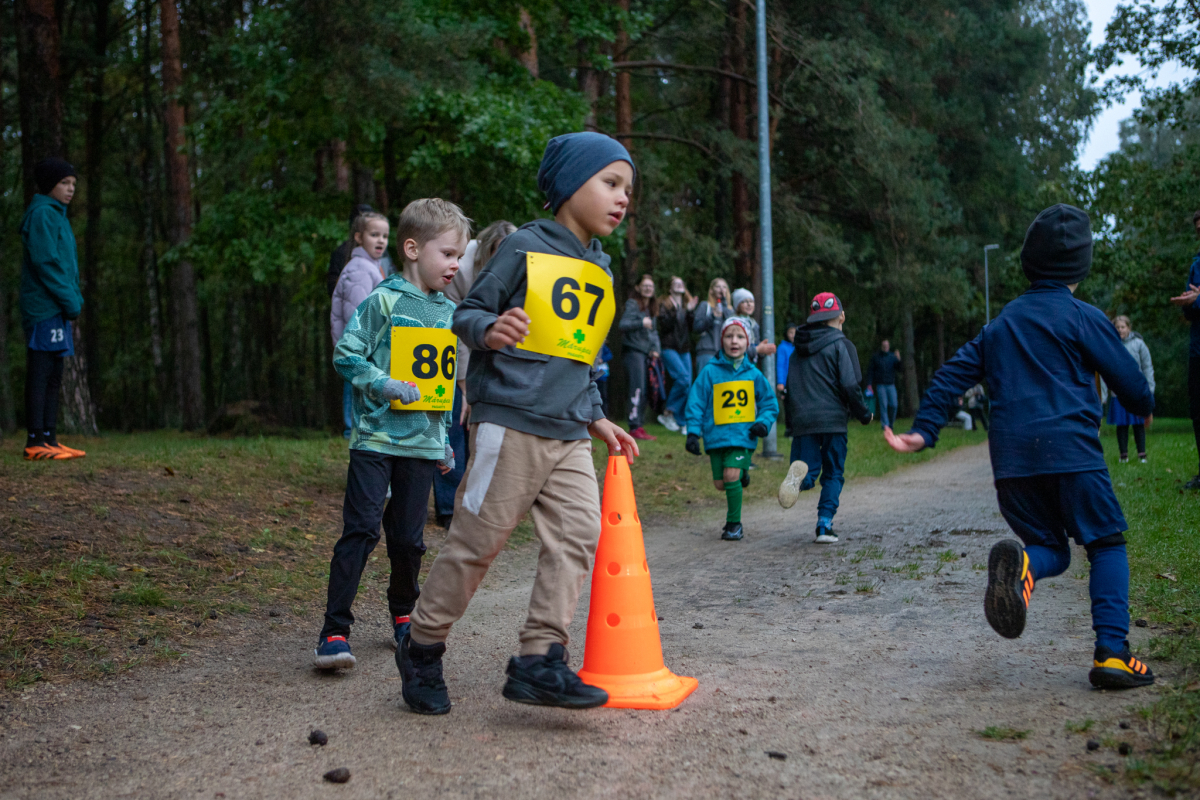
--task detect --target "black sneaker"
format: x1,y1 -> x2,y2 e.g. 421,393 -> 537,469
436,514 -> 453,529
740,469 -> 751,488
814,523 -> 837,544
397,635 -> 451,715
501,643 -> 608,709
1185,475 -> 1200,490
984,540 -> 1031,639
1089,645 -> 1155,689
721,522 -> 744,541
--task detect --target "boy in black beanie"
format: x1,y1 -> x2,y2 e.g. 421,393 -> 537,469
887,204 -> 1156,690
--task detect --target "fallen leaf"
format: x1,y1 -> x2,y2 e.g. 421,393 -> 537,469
1156,573 -> 1178,582
304,534 -> 316,541
163,466 -> 175,476
6,496 -> 14,503
224,570 -> 246,583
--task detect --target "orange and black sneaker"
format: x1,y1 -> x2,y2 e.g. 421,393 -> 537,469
984,539 -> 1033,639
1089,645 -> 1154,689
23,444 -> 72,461
49,442 -> 86,459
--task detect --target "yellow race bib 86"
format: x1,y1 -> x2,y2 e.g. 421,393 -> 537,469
713,380 -> 756,425
390,327 -> 456,411
519,252 -> 616,363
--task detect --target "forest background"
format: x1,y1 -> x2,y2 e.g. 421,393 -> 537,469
0,0 -> 1197,434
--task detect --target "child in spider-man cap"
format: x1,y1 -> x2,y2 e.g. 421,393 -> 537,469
777,292 -> 873,543
887,204 -> 1155,690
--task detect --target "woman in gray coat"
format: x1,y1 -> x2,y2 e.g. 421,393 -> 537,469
692,277 -> 730,372
619,273 -> 662,440
1106,315 -> 1155,463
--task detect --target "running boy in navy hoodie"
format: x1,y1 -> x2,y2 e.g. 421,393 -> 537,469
886,204 -> 1155,689
400,133 -> 640,714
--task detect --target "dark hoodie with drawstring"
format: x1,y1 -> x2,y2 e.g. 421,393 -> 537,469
785,324 -> 872,436
454,218 -> 608,441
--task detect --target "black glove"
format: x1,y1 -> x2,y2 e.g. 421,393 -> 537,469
749,422 -> 769,439
685,433 -> 701,456
860,413 -> 874,426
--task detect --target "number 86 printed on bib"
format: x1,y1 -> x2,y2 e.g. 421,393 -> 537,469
390,327 -> 456,411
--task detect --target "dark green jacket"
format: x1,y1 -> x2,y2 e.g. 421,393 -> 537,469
20,194 -> 82,332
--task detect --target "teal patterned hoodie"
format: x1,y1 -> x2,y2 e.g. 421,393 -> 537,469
334,274 -> 455,459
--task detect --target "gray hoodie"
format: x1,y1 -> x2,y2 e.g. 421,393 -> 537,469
692,301 -> 729,357
618,299 -> 662,354
453,218 -> 608,440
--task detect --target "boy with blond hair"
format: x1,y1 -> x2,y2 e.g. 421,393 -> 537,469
313,198 -> 469,669
400,132 -> 640,714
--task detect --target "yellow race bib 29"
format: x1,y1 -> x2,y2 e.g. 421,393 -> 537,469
390,327 -> 456,411
713,380 -> 756,425
519,252 -> 616,363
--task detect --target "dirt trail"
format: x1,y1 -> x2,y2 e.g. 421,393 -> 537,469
0,443 -> 1162,799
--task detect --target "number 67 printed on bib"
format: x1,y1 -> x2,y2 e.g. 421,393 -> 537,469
390,327 -> 456,411
519,252 -> 617,364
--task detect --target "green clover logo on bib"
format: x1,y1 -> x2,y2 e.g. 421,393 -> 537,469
573,329 -> 585,344
435,385 -> 446,397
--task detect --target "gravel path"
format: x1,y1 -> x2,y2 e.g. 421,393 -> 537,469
0,443 -> 1161,799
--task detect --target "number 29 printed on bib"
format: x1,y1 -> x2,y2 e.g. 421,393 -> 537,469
519,252 -> 616,363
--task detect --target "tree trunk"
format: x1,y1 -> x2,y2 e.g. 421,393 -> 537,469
382,126 -> 399,213
140,0 -> 167,424
902,303 -> 919,416
83,0 -> 111,409
935,312 -> 945,368
58,321 -> 100,435
332,139 -> 349,192
0,291 -> 15,432
14,0 -> 64,205
516,7 -> 538,78
729,0 -> 753,290
614,0 -> 637,286
160,0 -> 205,429
577,40 -> 600,129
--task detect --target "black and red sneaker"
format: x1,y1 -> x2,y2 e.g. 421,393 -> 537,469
984,540 -> 1033,639
390,615 -> 411,651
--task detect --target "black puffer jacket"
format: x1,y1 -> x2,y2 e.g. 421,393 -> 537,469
785,323 -> 872,436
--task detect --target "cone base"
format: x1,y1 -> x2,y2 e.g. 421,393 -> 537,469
576,665 -> 698,710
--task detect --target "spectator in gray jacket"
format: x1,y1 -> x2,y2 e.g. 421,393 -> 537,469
619,274 -> 662,440
1103,315 -> 1155,463
693,278 -> 731,372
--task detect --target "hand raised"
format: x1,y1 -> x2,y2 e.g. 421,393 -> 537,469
883,426 -> 925,453
483,307 -> 531,349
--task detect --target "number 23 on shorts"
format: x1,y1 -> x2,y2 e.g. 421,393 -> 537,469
713,380 -> 755,425
390,327 -> 456,411
520,252 -> 616,363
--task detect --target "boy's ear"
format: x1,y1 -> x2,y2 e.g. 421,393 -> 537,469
403,238 -> 421,263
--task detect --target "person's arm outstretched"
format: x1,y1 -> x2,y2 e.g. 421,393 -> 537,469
887,332 -> 985,453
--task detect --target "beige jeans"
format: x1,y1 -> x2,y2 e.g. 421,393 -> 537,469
410,423 -> 601,655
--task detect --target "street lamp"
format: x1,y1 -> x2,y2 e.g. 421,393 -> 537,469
983,244 -> 999,325
756,0 -> 779,457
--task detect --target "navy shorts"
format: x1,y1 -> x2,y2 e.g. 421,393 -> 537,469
994,470 -> 1127,550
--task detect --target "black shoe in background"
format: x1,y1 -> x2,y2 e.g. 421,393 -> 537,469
740,469 -> 751,488
501,643 -> 608,709
436,514 -> 453,529
397,635 -> 452,715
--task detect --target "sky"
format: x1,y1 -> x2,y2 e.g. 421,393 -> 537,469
1079,0 -> 1193,170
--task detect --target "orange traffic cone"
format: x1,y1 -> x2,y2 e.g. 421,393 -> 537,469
576,456 -> 698,709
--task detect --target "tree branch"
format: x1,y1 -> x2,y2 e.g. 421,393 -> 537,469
586,125 -> 715,158
610,60 -> 786,106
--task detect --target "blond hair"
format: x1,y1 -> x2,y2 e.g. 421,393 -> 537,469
1112,314 -> 1132,329
396,198 -> 472,252
351,211 -> 388,238
476,220 -> 517,266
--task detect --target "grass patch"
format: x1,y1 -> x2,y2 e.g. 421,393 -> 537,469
1101,418 -> 1200,791
1065,719 -> 1096,734
976,726 -> 1030,741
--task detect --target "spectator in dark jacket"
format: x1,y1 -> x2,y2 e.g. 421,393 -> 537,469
1169,208 -> 1200,489
888,204 -> 1156,690
776,322 -> 797,433
777,293 -> 872,544
618,274 -> 662,440
19,158 -> 86,461
656,276 -> 698,433
866,340 -> 901,429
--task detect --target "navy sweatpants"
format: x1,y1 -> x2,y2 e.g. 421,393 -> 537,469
995,470 -> 1130,652
789,432 -> 848,522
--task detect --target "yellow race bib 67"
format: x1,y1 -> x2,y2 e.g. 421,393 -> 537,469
390,327 -> 456,411
713,380 -> 756,425
520,252 -> 616,363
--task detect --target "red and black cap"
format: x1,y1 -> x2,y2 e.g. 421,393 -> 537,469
807,292 -> 844,323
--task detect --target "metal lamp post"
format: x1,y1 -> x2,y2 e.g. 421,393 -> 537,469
757,0 -> 779,457
983,244 -> 999,325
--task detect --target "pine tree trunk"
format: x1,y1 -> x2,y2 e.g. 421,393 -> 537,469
14,0 -> 64,204
516,7 -> 538,78
0,290 -> 15,432
729,0 -> 753,290
83,0 -> 111,410
614,0 -> 637,286
160,0 -> 205,429
58,322 -> 100,435
902,304 -> 919,416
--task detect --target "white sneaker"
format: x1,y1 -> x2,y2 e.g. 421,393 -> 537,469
657,413 -> 680,433
680,425 -> 688,436
778,460 -> 809,509
814,531 -> 839,544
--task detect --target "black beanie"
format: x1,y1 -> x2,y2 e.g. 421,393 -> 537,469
1020,204 -> 1092,284
34,157 -> 76,195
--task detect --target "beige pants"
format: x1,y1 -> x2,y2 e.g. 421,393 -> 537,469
410,423 -> 601,656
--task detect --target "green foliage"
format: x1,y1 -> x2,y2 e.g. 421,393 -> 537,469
976,726 -> 1031,741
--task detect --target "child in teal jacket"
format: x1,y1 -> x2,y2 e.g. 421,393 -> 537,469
685,318 -> 778,541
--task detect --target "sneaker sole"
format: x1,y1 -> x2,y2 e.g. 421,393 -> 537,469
984,540 -> 1026,639
313,651 -> 356,670
721,531 -> 743,541
1088,667 -> 1155,690
778,461 -> 809,509
814,534 -> 838,544
401,689 -> 452,715
501,679 -> 608,709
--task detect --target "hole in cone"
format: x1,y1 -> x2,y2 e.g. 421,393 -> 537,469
608,512 -> 621,525
606,613 -> 620,627
607,562 -> 621,576
643,560 -> 648,573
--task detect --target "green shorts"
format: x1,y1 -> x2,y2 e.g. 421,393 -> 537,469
709,447 -> 753,480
